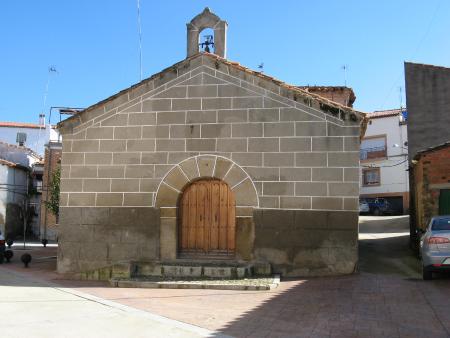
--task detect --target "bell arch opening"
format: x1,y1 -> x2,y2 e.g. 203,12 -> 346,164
198,28 -> 215,54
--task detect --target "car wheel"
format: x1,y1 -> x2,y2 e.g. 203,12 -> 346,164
373,208 -> 381,216
423,267 -> 432,280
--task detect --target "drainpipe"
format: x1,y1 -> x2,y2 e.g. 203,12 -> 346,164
43,145 -> 52,241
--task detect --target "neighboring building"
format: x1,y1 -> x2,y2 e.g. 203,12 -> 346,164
0,117 -> 59,156
412,143 -> 450,230
405,62 -> 450,161
56,8 -> 366,278
405,62 -> 450,238
0,142 -> 42,239
39,141 -> 62,240
359,108 -> 409,214
299,86 -> 356,108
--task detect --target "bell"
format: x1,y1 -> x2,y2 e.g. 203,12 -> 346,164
205,45 -> 210,53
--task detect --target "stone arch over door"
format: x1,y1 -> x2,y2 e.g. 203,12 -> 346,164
155,155 -> 258,261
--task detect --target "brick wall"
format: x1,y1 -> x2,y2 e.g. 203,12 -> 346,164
414,145 -> 450,228
300,87 -> 355,108
40,143 -> 61,240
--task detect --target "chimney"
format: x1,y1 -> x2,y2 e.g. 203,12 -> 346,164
39,113 -> 46,127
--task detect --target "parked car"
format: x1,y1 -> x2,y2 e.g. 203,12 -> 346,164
0,230 -> 5,264
359,200 -> 370,214
419,215 -> 450,280
362,198 -> 392,216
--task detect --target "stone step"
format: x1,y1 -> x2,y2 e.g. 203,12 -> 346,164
131,261 -> 271,279
110,275 -> 281,291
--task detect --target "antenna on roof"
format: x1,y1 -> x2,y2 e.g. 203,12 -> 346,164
137,0 -> 143,81
341,65 -> 348,87
41,66 -> 58,122
398,86 -> 403,109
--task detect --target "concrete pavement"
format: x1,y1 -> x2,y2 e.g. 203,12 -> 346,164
359,215 -> 421,277
0,268 -> 226,338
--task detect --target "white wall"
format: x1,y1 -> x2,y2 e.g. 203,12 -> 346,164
0,164 -> 28,234
360,115 -> 409,196
0,125 -> 59,156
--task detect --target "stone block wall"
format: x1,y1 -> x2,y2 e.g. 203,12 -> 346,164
253,209 -> 358,276
57,207 -> 159,274
58,54 -> 361,276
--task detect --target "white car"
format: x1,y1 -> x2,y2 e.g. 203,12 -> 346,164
419,215 -> 450,280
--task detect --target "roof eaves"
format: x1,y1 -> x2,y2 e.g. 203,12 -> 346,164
414,141 -> 450,160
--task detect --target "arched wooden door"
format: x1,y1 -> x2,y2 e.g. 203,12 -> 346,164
178,179 -> 236,257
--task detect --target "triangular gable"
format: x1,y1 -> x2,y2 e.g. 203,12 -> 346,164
59,53 -> 366,137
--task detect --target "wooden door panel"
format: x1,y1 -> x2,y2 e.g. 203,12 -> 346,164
210,182 -> 220,250
218,183 -> 227,250
227,191 -> 236,251
179,179 -> 235,256
188,185 -> 196,250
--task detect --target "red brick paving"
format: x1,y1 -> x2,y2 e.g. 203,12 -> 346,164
2,248 -> 450,337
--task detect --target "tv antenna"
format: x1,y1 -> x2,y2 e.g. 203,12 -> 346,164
199,35 -> 214,53
137,0 -> 143,81
42,66 -> 58,115
341,65 -> 348,87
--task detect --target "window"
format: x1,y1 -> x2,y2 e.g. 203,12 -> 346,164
360,135 -> 387,160
362,168 -> 380,186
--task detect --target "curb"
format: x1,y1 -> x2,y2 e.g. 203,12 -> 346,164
110,274 -> 281,291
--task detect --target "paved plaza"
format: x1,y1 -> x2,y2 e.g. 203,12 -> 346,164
1,216 -> 450,337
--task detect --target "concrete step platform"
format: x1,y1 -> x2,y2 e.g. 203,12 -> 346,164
131,261 -> 272,279
110,275 -> 280,291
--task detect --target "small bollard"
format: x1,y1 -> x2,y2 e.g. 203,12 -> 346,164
41,239 -> 48,247
21,253 -> 32,268
6,238 -> 13,249
4,250 -> 13,263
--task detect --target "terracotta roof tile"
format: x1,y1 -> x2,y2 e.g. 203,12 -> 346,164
0,121 -> 46,129
0,158 -> 17,167
368,108 -> 403,119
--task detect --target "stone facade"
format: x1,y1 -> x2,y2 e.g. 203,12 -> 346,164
57,52 -> 362,277
57,9 -> 364,278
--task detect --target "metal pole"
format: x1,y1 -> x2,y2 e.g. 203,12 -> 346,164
137,0 -> 143,81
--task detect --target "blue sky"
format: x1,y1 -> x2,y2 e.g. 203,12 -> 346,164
1,0 -> 449,124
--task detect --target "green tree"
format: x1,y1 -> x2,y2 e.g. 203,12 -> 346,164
45,166 -> 60,216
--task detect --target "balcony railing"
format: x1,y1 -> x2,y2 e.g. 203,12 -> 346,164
360,146 -> 387,160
